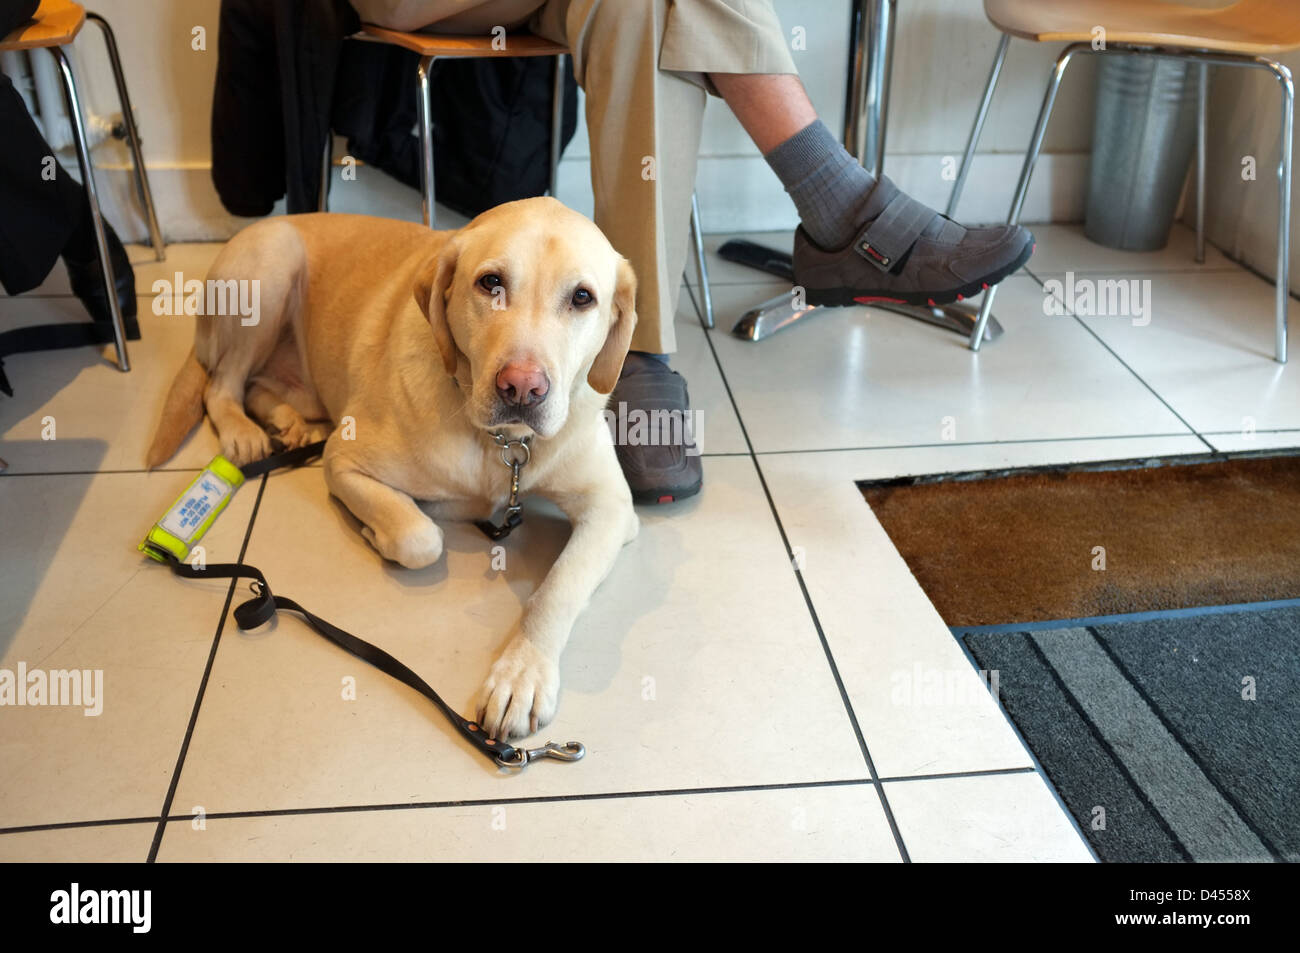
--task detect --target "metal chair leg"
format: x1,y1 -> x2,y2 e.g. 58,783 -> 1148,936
51,45 -> 129,372
842,0 -> 869,165
844,0 -> 897,176
549,53 -> 565,197
85,13 -> 164,262
970,42 -> 1087,351
689,192 -> 714,329
865,0 -> 896,178
416,54 -> 437,228
948,33 -> 1010,218
1267,60 -> 1293,364
1196,62 -> 1208,264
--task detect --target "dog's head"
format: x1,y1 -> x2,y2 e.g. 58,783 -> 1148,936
413,197 -> 636,440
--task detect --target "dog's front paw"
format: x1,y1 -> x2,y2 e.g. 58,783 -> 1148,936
220,420 -> 273,467
361,519 -> 444,569
476,638 -> 559,741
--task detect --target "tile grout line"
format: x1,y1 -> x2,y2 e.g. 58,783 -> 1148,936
8,431 -> 1299,479
144,473 -> 269,863
0,466 -> 212,478
951,632 -> 1101,862
684,282 -> 913,863
1025,264 -> 1217,454
749,432 -> 1213,457
0,766 -> 1045,838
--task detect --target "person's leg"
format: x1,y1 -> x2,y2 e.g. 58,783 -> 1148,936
710,69 -> 1033,307
709,72 -> 814,154
533,0 -> 703,357
0,72 -> 81,295
712,72 -> 874,251
0,0 -> 38,43
0,71 -> 137,334
532,0 -> 711,503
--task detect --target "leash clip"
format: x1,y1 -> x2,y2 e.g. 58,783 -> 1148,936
495,741 -> 586,768
476,433 -> 532,541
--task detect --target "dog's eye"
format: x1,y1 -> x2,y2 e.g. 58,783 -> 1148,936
571,288 -> 594,308
477,273 -> 503,292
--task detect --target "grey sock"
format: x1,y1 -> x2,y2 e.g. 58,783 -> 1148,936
763,119 -> 876,250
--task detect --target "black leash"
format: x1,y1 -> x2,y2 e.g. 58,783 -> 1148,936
144,437 -> 582,770
238,438 -> 329,478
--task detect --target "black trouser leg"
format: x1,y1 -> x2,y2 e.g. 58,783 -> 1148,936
0,71 -> 88,295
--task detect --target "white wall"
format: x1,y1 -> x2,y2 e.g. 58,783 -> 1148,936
34,0 -> 1101,241
1197,52 -> 1300,297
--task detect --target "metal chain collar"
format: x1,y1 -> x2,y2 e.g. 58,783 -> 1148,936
475,433 -> 531,541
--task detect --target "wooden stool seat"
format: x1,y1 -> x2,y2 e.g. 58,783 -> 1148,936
359,25 -> 566,58
0,0 -> 84,50
985,0 -> 1300,56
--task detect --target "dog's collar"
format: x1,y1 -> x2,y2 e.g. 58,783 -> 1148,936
475,432 -> 531,540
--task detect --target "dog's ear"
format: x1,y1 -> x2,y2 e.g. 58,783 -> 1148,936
413,237 -> 462,376
587,256 -> 637,394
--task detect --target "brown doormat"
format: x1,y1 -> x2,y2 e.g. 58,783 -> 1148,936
861,453 -> 1300,627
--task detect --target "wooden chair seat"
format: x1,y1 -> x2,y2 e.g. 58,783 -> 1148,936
359,24 -> 566,58
985,0 -> 1300,55
0,0 -> 83,50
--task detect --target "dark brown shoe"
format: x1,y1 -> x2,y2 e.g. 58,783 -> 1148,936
607,353 -> 702,505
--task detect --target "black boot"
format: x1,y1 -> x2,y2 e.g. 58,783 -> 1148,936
62,219 -> 140,340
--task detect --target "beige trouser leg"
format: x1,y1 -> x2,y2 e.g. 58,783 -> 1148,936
531,0 -> 796,354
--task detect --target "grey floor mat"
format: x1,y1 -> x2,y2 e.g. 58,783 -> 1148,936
962,606 -> 1300,862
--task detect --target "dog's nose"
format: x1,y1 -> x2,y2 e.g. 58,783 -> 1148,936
496,361 -> 549,407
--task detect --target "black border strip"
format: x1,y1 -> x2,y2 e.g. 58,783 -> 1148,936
952,597 -> 1300,638
144,474 -> 269,863
858,446 -> 1300,492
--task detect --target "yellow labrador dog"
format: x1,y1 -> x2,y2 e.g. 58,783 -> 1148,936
146,197 -> 639,740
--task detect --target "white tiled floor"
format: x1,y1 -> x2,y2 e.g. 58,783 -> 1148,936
2,221 -> 1295,861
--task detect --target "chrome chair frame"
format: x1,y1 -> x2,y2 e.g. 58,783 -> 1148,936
40,12 -> 166,372
956,39 -> 1293,364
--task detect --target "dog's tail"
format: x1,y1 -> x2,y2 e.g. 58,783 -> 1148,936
145,348 -> 207,469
